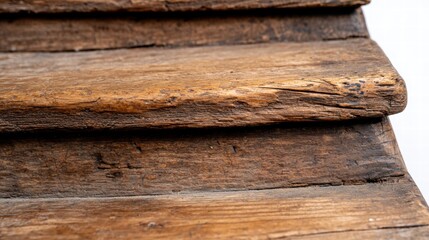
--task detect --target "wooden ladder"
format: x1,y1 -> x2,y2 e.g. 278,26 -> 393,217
1,0 -> 428,239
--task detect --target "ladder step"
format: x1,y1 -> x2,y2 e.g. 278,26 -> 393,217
0,39 -> 406,132
0,118 -> 405,198
0,8 -> 368,52
1,181 -> 428,239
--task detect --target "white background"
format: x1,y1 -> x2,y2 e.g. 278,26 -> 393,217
363,0 -> 429,201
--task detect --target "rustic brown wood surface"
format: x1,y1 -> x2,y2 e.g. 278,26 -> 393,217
292,226 -> 429,240
0,9 -> 368,52
0,118 -> 405,198
0,39 -> 406,132
0,182 -> 428,239
1,1 -> 427,239
0,0 -> 370,13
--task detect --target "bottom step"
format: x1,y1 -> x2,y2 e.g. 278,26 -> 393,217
1,181 -> 428,239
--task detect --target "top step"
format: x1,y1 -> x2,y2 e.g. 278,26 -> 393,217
0,0 -> 370,13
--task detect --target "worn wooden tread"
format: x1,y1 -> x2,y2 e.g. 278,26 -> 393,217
1,182 -> 428,239
0,8 -> 369,52
0,0 -> 370,13
292,226 -> 429,240
0,39 -> 407,132
0,118 -> 405,198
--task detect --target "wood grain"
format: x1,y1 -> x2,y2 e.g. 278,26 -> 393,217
0,39 -> 407,132
0,0 -> 371,13
0,118 -> 405,198
292,226 -> 429,240
0,182 -> 428,239
0,8 -> 368,52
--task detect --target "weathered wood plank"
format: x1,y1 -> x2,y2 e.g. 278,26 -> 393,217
0,39 -> 407,132
0,182 -> 428,239
0,118 -> 406,198
0,8 -> 368,52
292,226 -> 429,240
0,0 -> 370,13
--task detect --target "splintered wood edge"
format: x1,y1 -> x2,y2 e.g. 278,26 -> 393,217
0,118 -> 408,198
0,0 -> 371,13
0,182 -> 428,239
0,39 -> 407,132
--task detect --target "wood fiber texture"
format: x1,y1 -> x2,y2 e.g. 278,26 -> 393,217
0,118 -> 405,198
0,0 -> 371,13
0,9 -> 368,52
292,226 -> 429,240
0,39 -> 407,132
0,182 -> 428,239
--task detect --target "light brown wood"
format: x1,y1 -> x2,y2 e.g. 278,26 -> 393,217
0,118 -> 405,198
292,226 -> 429,240
0,39 -> 407,132
0,182 -> 428,239
0,9 -> 368,52
0,0 -> 370,13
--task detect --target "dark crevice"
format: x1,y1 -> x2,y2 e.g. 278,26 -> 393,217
311,100 -> 372,110
0,117 -> 385,140
0,36 -> 368,53
258,86 -> 343,96
0,7 -> 360,19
